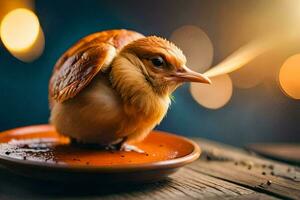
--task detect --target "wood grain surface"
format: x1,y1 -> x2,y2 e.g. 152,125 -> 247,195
0,137 -> 299,200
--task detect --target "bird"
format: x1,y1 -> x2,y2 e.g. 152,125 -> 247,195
49,29 -> 211,153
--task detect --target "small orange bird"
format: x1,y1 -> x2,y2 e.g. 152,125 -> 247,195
49,29 -> 210,152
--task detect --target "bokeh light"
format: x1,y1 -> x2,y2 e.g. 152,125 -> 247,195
0,8 -> 44,62
279,54 -> 300,99
190,74 -> 233,109
0,0 -> 34,21
1,8 -> 39,51
170,25 -> 213,73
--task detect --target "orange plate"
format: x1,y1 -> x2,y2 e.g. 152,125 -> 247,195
0,125 -> 200,183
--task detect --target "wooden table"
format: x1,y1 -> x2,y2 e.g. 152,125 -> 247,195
0,138 -> 299,200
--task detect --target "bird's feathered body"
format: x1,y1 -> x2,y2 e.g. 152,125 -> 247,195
49,29 -> 210,150
50,30 -> 170,145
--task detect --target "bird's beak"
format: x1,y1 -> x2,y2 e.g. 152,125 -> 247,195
168,66 -> 211,84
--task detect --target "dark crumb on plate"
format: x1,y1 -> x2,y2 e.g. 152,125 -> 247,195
262,171 -> 266,175
21,144 -> 29,148
268,165 -> 274,170
5,151 -> 11,155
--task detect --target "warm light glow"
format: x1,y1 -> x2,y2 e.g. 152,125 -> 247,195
1,8 -> 39,51
0,8 -> 44,62
170,25 -> 213,73
230,53 -> 271,89
0,0 -> 34,21
190,74 -> 233,109
204,33 -> 298,78
230,65 -> 263,89
279,54 -> 300,99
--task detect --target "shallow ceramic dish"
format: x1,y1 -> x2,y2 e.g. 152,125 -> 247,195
0,125 -> 200,183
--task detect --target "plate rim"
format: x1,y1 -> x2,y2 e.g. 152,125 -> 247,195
0,124 -> 201,173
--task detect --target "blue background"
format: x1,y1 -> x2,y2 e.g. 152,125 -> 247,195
0,0 -> 299,146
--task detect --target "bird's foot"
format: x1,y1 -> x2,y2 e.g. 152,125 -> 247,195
105,144 -> 118,151
120,143 -> 145,154
105,138 -> 124,151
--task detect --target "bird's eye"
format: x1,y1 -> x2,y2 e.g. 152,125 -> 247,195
151,56 -> 164,68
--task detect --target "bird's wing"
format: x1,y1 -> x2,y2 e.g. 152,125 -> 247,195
49,30 -> 144,106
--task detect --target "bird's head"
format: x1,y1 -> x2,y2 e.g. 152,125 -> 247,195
113,36 -> 211,97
